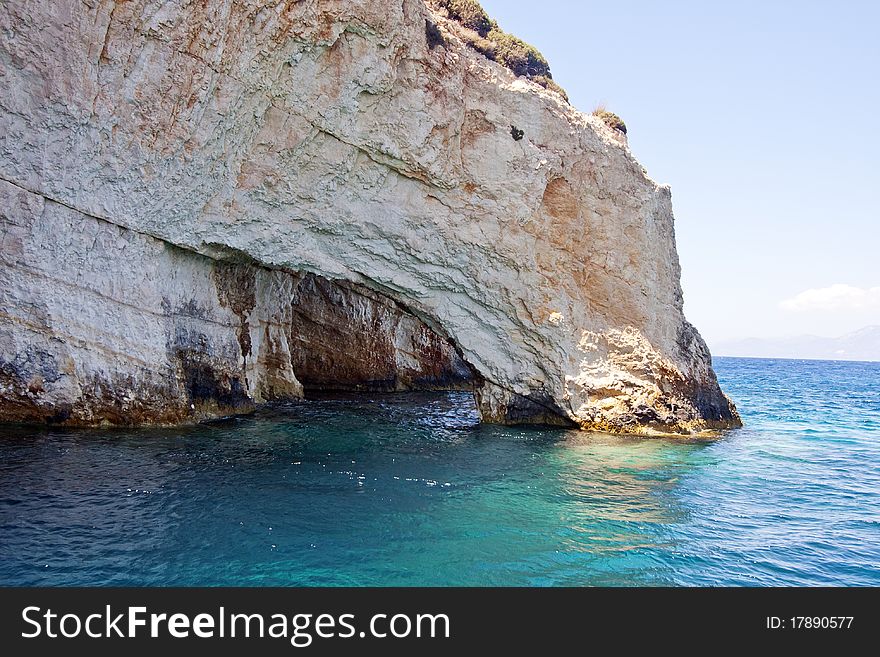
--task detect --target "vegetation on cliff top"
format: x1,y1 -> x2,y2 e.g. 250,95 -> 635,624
429,0 -> 569,103
592,106 -> 627,134
429,3 -> 629,132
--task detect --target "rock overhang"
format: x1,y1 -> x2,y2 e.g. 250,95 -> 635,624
0,0 -> 741,433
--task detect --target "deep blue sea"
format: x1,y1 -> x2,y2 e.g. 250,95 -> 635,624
1,357 -> 878,586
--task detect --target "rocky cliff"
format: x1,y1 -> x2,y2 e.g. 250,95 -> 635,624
0,0 -> 740,433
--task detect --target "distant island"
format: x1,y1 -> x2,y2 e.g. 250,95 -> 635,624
713,326 -> 880,362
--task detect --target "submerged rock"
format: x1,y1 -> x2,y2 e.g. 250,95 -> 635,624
0,0 -> 739,433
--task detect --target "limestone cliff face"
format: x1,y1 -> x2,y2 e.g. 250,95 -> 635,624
0,178 -> 470,425
0,0 -> 740,433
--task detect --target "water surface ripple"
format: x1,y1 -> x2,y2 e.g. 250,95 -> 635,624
1,357 -> 878,585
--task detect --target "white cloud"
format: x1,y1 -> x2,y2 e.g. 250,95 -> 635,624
780,284 -> 880,312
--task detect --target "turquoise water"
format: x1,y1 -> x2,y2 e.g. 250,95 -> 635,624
1,357 -> 878,586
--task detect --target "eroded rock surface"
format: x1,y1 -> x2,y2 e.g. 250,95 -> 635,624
0,0 -> 740,432
0,179 -> 469,425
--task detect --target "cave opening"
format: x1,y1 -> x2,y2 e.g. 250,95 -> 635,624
276,273 -> 476,398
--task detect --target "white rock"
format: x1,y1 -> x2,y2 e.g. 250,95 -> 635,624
0,0 -> 739,433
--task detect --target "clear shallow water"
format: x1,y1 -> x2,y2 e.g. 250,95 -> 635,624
1,357 -> 878,586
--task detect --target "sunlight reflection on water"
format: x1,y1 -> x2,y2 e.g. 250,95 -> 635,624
1,358 -> 878,586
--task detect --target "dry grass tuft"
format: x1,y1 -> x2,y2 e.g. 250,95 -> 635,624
592,105 -> 627,134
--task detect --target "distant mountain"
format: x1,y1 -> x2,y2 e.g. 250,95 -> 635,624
713,326 -> 880,362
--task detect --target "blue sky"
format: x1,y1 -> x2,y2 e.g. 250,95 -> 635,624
478,0 -> 880,346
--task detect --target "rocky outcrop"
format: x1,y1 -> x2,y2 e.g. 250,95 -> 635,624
0,178 -> 470,425
0,0 -> 740,433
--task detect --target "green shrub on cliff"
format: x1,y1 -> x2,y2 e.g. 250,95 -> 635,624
430,0 -> 567,102
435,0 -> 493,37
593,107 -> 627,134
486,29 -> 550,78
531,75 -> 569,103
